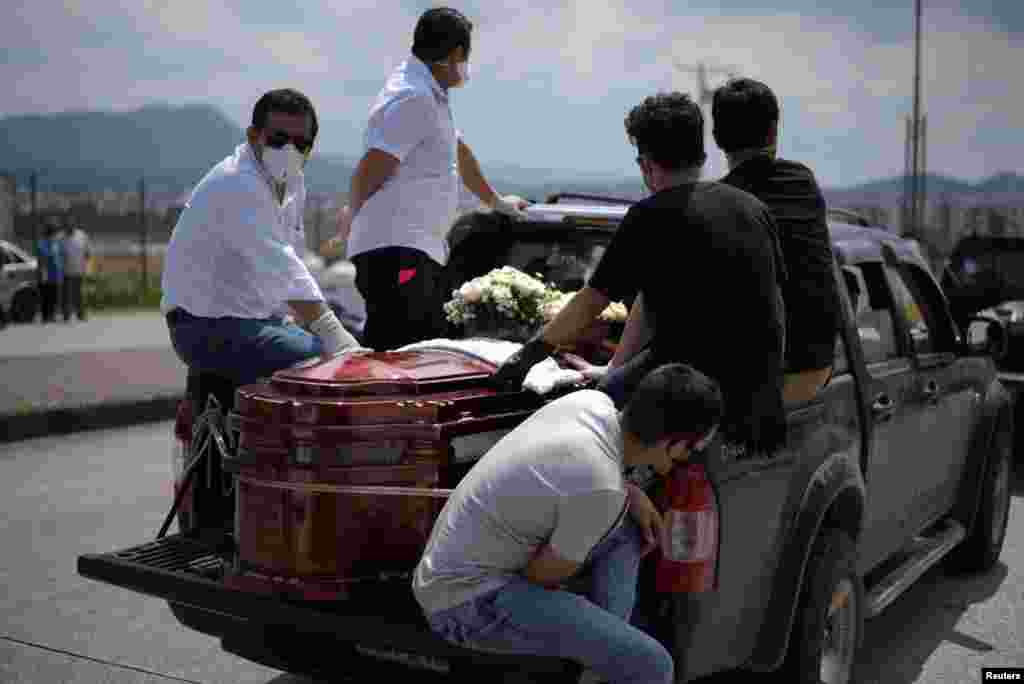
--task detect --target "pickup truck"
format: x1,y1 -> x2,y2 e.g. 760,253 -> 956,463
78,198 -> 1015,684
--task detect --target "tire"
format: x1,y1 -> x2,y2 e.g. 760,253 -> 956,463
780,528 -> 864,684
10,287 -> 39,323
946,416 -> 1013,574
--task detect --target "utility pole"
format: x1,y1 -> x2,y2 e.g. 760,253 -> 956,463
139,177 -> 148,297
903,0 -> 926,239
674,61 -> 739,178
919,114 -> 927,232
674,60 -> 738,107
30,171 -> 38,246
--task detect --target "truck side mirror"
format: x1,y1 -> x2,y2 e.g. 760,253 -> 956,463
965,316 -> 1008,360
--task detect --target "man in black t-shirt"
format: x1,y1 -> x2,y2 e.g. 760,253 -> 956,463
713,78 -> 842,404
491,92 -> 787,453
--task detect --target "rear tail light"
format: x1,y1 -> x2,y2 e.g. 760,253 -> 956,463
655,462 -> 719,592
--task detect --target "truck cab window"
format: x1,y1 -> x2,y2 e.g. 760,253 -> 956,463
885,267 -> 933,355
885,263 -> 956,355
832,267 -> 861,376
844,264 -> 900,365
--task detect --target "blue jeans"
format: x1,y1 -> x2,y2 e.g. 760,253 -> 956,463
427,519 -> 673,684
168,311 -> 322,387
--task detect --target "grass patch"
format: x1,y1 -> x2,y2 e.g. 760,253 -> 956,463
84,272 -> 162,311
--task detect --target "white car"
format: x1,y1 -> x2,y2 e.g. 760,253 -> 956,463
0,240 -> 39,324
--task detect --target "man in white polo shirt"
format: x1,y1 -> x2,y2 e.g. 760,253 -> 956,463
161,89 -> 361,391
338,7 -> 527,350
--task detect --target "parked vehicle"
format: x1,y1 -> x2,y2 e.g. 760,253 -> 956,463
78,199 -> 1014,684
941,235 -> 1024,456
0,240 -> 39,324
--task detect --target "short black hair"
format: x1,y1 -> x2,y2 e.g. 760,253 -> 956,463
624,92 -> 706,172
621,363 -> 723,447
251,89 -> 318,142
412,7 -> 473,63
712,77 -> 779,154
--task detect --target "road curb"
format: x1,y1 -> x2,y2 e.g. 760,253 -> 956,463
1,394 -> 183,444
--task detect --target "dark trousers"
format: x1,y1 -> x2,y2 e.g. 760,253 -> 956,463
352,247 -> 454,351
39,282 -> 61,322
62,275 -> 86,320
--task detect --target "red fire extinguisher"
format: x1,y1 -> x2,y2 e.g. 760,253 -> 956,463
654,462 -> 719,593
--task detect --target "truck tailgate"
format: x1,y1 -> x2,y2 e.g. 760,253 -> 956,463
76,535 -> 576,678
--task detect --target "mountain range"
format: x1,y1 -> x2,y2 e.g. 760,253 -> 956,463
1,104 -> 1020,203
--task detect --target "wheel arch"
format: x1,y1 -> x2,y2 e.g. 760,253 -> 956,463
747,450 -> 866,672
952,379 -> 1014,536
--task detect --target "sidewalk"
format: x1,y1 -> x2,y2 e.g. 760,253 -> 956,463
0,312 -> 186,443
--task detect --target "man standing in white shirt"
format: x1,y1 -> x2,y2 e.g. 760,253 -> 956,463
337,7 -> 527,350
161,89 -> 360,390
61,223 -> 90,321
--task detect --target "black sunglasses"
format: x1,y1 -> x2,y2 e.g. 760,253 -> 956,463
265,129 -> 313,154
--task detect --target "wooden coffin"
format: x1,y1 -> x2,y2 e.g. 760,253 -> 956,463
225,350 -> 545,599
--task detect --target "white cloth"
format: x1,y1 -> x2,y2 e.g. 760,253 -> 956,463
346,57 -> 463,266
160,143 -> 322,318
397,338 -> 586,395
413,390 -> 627,615
62,228 -> 90,276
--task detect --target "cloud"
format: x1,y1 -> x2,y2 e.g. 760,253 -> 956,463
1,0 -> 1021,187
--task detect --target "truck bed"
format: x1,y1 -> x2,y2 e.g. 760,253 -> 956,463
77,535 -> 580,680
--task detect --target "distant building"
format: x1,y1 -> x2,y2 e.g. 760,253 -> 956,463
0,174 -> 14,242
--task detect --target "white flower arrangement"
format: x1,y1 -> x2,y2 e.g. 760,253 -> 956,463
444,266 -> 630,339
444,266 -> 561,329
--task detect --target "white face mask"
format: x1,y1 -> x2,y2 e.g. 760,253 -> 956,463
456,60 -> 471,84
261,143 -> 304,182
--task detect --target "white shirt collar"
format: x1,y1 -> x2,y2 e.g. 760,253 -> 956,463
406,56 -> 448,103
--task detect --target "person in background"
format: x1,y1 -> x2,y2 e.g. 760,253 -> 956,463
161,89 -> 362,391
335,6 -> 528,350
713,78 -> 841,404
36,220 -> 64,323
492,92 -> 788,455
415,363 -> 722,684
61,222 -> 91,321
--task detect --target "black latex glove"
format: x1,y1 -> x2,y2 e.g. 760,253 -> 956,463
489,336 -> 555,391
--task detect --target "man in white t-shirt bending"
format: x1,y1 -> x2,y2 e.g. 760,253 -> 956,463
414,364 -> 722,684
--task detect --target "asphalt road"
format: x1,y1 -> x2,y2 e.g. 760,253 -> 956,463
1,422 -> 1022,684
0,311 -> 173,360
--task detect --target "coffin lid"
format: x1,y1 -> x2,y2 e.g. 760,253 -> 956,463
270,350 -> 497,398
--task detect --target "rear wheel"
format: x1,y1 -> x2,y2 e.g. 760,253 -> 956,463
10,288 -> 39,323
781,528 -> 864,684
946,417 -> 1013,573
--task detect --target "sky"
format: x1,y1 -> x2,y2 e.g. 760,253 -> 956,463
3,0 -> 1022,189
